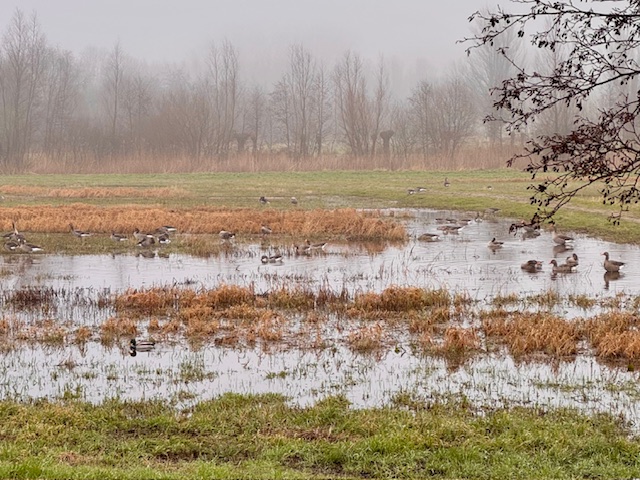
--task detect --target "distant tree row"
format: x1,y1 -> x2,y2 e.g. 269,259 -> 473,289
0,9 -> 594,172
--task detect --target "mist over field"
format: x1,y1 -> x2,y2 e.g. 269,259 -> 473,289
0,1 -> 606,173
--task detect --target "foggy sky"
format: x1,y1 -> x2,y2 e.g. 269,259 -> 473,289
0,0 -> 497,85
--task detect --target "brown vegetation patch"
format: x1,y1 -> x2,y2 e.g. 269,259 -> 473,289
0,185 -> 185,198
351,286 -> 450,313
100,317 -> 138,339
482,312 -> 580,358
346,323 -> 385,352
0,206 -> 405,239
585,312 -> 640,359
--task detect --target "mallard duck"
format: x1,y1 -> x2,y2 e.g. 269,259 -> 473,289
111,231 -> 128,242
69,223 -> 92,238
551,225 -> 574,245
521,260 -> 543,273
219,230 -> 235,240
602,251 -> 625,272
129,338 -> 155,356
261,254 -> 283,264
550,259 -> 575,273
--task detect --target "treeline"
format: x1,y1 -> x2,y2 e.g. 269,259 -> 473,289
0,10 -> 580,173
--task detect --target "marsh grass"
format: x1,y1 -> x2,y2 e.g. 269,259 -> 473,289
0,393 -> 636,479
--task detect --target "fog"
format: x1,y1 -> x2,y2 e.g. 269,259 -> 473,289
0,0 -> 494,83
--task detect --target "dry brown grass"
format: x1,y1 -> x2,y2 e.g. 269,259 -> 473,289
350,286 -> 450,314
585,312 -> 640,359
0,185 -> 185,198
346,323 -> 385,352
99,316 -> 138,339
482,312 -> 581,358
0,206 -> 406,240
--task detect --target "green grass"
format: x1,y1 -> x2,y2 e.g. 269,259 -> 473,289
0,169 -> 637,244
0,393 -> 637,479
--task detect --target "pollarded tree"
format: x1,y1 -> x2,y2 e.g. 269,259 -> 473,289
467,0 -> 640,223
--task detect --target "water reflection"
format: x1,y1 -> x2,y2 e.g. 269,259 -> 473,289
0,208 -> 639,427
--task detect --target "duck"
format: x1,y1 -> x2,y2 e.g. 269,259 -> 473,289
261,254 -> 283,264
69,223 -> 92,238
137,235 -> 156,248
602,251 -> 625,272
156,233 -> 171,244
295,244 -> 311,256
549,259 -> 575,273
565,253 -> 579,268
259,196 -> 269,205
3,239 -> 20,252
219,230 -> 235,240
551,225 -> 574,246
521,260 -> 542,273
129,338 -> 155,356
260,225 -> 272,235
18,239 -> 43,253
488,237 -> 504,248
305,239 -> 327,250
132,228 -> 149,242
111,231 -> 128,242
418,233 -> 439,242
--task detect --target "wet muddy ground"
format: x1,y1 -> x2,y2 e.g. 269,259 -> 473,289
1,209 -> 640,427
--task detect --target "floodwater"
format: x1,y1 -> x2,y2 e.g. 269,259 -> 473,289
2,209 -> 640,427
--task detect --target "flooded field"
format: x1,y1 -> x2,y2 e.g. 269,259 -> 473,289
2,209 -> 640,428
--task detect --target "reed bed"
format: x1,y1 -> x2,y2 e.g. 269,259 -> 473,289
0,205 -> 406,240
585,312 -> 640,359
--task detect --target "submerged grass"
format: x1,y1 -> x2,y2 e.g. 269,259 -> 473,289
0,394 -> 637,479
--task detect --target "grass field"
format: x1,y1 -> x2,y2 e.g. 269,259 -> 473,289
0,169 -> 637,246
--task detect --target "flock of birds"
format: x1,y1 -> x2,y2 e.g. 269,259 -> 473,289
419,215 -> 627,276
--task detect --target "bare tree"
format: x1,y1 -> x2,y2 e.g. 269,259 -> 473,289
0,10 -> 47,171
102,42 -> 126,154
121,66 -> 154,156
408,80 -> 433,159
467,1 -> 640,222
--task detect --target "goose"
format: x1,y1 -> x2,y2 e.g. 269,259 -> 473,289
602,251 -> 625,272
261,254 -> 283,264
488,237 -> 504,248
551,225 -> 574,245
443,177 -> 450,187
416,186 -> 427,192
69,223 -> 92,238
550,259 -> 575,273
521,260 -> 542,273
259,196 -> 269,205
291,196 -> 298,205
156,225 -> 177,234
3,221 -> 25,242
129,338 -> 155,356
219,230 -> 235,240
111,231 -> 128,242
136,236 -> 155,248
305,239 -> 327,250
407,188 -> 416,195
260,225 -> 272,235
565,253 -> 579,268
